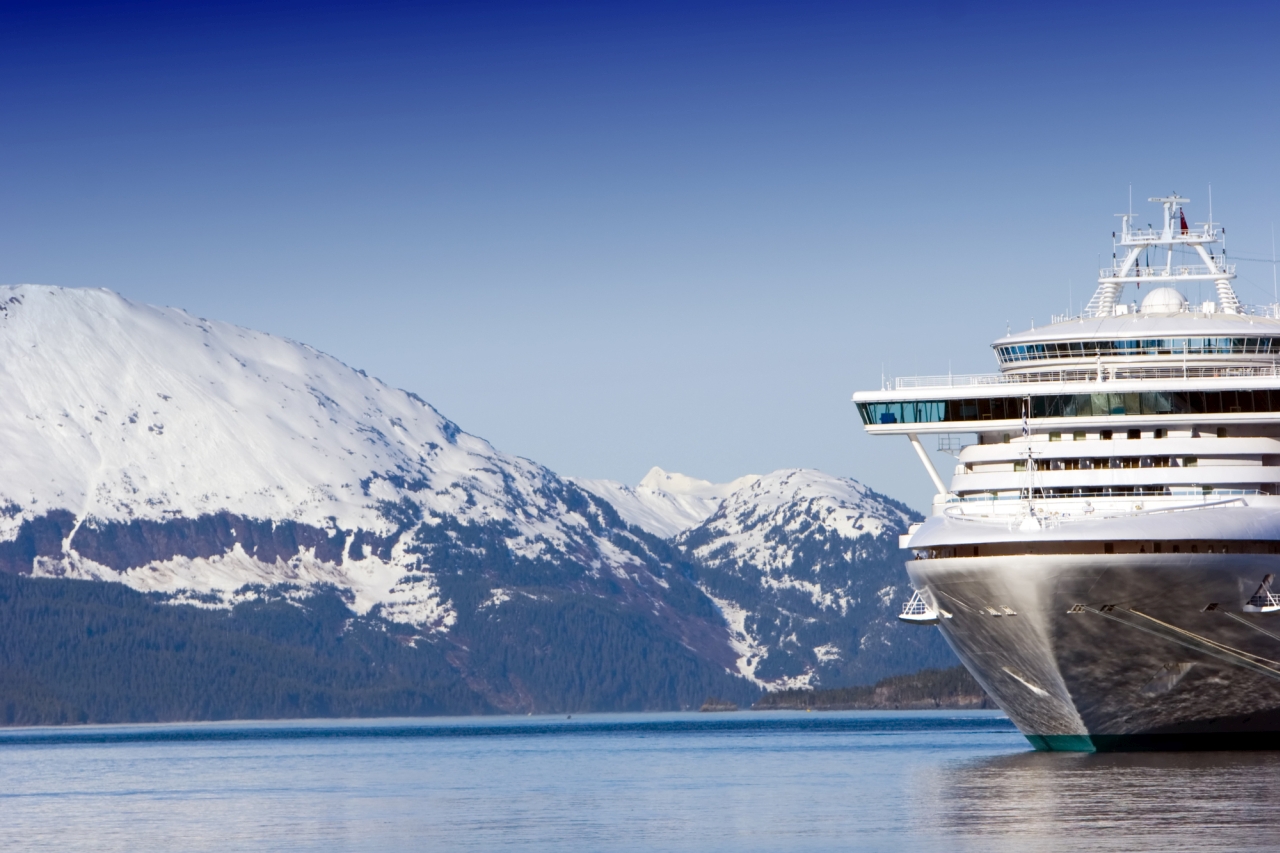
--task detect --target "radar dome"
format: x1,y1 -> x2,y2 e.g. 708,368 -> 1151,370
1140,287 -> 1188,314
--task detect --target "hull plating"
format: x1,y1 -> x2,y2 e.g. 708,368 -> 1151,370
910,552 -> 1280,751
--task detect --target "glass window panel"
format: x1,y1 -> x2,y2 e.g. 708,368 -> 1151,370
1140,392 -> 1172,414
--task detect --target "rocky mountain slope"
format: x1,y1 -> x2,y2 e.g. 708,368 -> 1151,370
674,470 -> 955,688
576,468 -> 957,689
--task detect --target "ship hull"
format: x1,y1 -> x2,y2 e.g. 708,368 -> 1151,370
910,551 -> 1280,751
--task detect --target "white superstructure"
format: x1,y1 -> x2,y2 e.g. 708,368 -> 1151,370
854,197 -> 1280,751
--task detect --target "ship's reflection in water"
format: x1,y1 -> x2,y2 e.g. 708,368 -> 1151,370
921,749 -> 1280,852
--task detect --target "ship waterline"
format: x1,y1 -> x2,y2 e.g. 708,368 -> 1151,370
855,194 -> 1280,750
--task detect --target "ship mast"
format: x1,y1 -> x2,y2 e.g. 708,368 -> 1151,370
1083,195 -> 1240,317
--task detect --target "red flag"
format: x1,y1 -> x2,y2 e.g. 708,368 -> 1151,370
1180,208 -> 1189,234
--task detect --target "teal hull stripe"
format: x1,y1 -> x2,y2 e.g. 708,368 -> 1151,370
1025,734 -> 1097,752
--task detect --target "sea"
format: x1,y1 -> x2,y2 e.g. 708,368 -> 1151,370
2,710 -> 1279,852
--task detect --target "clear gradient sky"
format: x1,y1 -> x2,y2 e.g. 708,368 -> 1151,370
4,0 -> 1280,511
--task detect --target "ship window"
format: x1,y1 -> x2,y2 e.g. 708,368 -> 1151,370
1003,433 -> 1011,443
1153,456 -> 1170,468
1154,428 -> 1166,439
1104,543 -> 1114,554
1141,392 -> 1173,415
994,336 -> 1275,364
1127,429 -> 1141,440
856,390 -> 1280,427
1154,543 -> 1162,554
1184,456 -> 1197,467
1014,460 -> 1027,472
1073,431 -> 1086,441
1101,430 -> 1113,440
1173,544 -> 1180,553
1218,427 -> 1228,438
1049,432 -> 1061,441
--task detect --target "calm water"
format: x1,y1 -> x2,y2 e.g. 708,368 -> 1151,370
2,711 -> 1280,852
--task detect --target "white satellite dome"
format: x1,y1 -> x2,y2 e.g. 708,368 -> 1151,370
1139,287 -> 1188,314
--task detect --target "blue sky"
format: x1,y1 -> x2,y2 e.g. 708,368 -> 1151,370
4,0 -> 1280,510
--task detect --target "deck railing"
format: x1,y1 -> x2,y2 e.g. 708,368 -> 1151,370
1075,301 -> 1278,320
1097,263 -> 1237,281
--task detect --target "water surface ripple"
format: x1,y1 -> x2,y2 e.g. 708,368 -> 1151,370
1,711 -> 1277,852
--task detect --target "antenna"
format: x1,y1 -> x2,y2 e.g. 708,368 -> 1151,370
1208,183 -> 1213,232
1273,222 -> 1277,308
1128,184 -> 1132,217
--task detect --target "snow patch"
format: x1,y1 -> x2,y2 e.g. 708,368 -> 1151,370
479,588 -> 512,610
699,584 -> 813,690
813,643 -> 841,663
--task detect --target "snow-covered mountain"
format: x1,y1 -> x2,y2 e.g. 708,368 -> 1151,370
0,284 -> 952,711
0,286 -> 751,685
571,467 -> 759,539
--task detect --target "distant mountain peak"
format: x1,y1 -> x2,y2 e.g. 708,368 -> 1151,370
688,468 -> 916,570
636,467 -> 760,500
571,468 -> 759,539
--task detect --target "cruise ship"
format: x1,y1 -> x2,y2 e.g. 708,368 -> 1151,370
854,195 -> 1280,750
